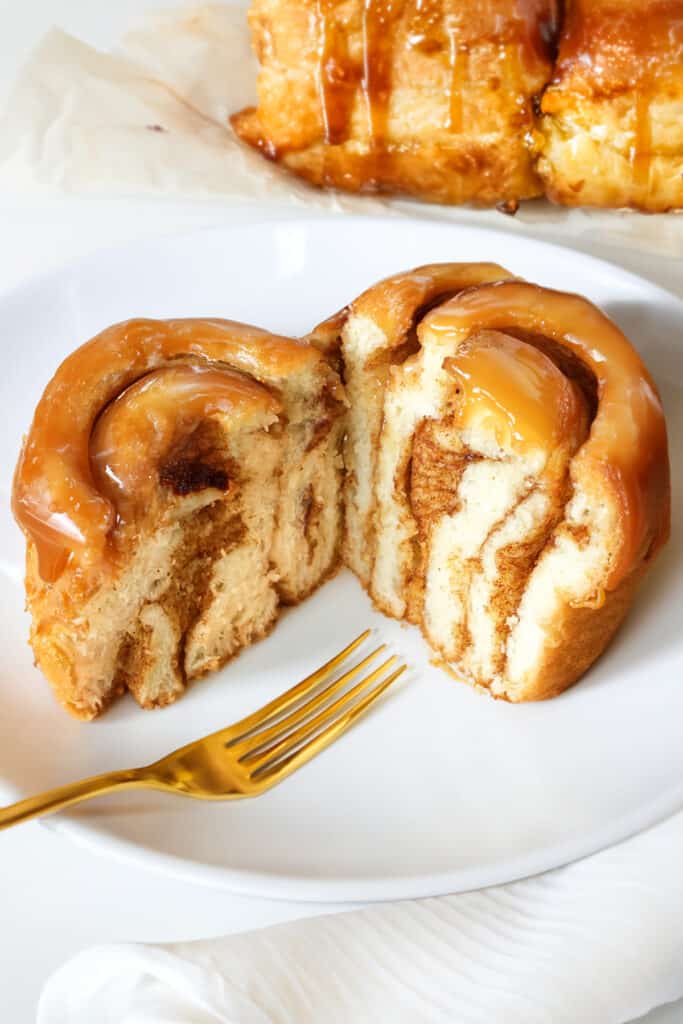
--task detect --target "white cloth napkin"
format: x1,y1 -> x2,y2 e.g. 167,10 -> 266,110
37,810 -> 683,1023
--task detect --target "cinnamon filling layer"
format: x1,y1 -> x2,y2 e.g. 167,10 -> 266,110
420,280 -> 670,585
405,329 -> 591,653
91,364 -> 279,527
12,318 -> 327,581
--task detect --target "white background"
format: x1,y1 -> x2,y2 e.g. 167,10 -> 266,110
0,2 -> 681,1021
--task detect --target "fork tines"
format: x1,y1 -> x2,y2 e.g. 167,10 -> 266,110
228,631 -> 406,784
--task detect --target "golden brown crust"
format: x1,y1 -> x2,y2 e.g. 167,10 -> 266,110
235,0 -> 683,211
17,319 -> 346,719
506,566 -> 645,701
306,263 -> 515,360
347,263 -> 516,340
535,0 -> 683,211
232,0 -> 557,205
549,0 -> 683,98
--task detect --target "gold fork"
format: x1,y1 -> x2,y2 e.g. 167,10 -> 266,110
0,632 -> 405,831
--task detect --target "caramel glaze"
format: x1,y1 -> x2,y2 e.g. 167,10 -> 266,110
316,0 -> 361,146
349,261 -> 515,342
553,0 -> 683,90
90,365 -> 280,524
315,0 -> 559,180
549,0 -> 683,191
360,1 -> 403,183
13,318 -> 326,583
306,263 -> 515,374
445,329 -> 588,455
420,281 -> 670,589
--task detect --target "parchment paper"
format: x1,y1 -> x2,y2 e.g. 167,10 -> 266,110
0,1 -> 682,266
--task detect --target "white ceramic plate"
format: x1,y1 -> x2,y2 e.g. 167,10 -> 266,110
0,215 -> 681,902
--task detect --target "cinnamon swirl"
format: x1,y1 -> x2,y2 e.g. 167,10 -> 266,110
13,319 -> 345,718
313,271 -> 670,701
13,274 -> 670,714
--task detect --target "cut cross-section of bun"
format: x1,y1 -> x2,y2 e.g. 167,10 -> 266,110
13,271 -> 671,717
313,271 -> 670,701
13,319 -> 345,719
308,263 -> 515,594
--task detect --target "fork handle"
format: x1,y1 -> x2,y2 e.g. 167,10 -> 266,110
0,768 -> 153,831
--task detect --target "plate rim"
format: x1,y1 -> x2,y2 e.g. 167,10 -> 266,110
31,775 -> 683,902
1,211 -> 681,902
1,209 -> 683,315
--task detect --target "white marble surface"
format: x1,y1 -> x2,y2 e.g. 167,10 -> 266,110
0,2 -> 681,1021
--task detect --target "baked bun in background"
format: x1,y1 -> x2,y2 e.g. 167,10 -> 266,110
13,319 -> 345,719
313,271 -> 670,701
535,0 -> 683,211
232,0 -> 560,207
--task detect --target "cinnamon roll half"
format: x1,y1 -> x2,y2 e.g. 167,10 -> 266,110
232,0 -> 559,206
314,274 -> 670,701
13,319 -> 345,719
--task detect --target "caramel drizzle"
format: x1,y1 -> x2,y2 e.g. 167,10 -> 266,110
315,0 -> 404,184
501,41 -> 526,124
515,0 -> 561,63
314,0 -> 554,164
90,365 -> 280,527
361,1 -> 403,170
632,87 -> 653,195
316,0 -> 399,150
420,281 -> 670,588
446,330 -> 584,453
406,0 -> 465,131
13,319 -> 323,582
551,1 -> 683,196
316,0 -> 359,146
